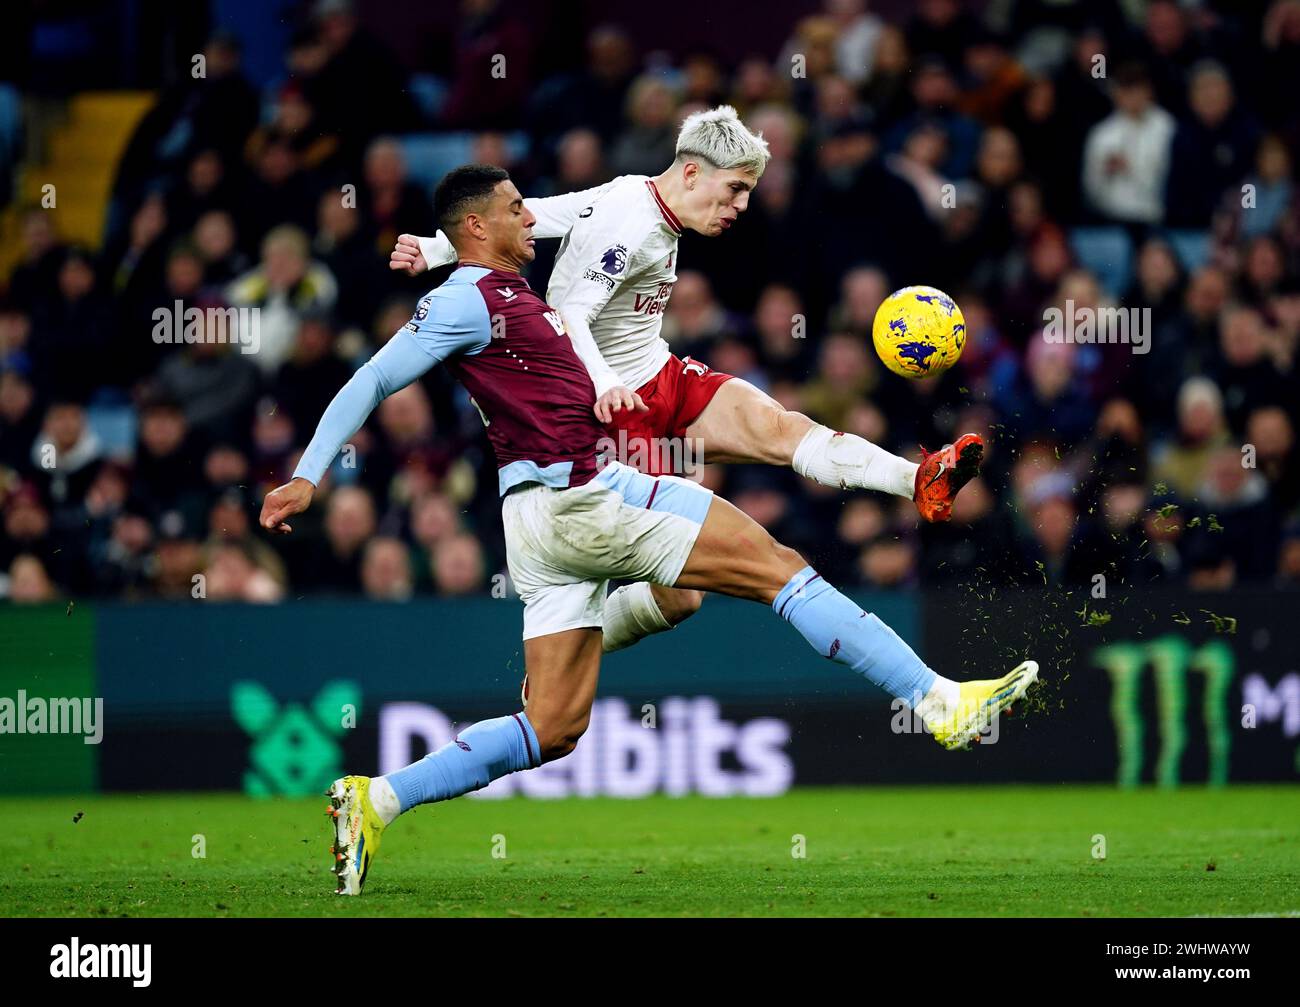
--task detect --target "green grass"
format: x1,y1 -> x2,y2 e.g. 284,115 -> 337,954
4,786 -> 1298,917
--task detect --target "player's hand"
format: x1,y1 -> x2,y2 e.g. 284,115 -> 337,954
594,386 -> 648,425
260,477 -> 315,535
389,233 -> 428,275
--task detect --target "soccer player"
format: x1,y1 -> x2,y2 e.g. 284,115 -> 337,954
261,165 -> 1038,896
390,106 -> 984,656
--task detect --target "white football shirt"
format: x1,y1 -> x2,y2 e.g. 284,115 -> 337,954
418,174 -> 681,393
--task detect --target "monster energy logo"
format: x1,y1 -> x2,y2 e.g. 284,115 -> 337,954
231,680 -> 360,797
1093,637 -> 1234,788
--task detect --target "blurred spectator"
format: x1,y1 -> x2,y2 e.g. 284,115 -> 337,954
662,271 -> 742,360
29,248 -> 114,401
307,0 -> 419,147
997,338 -> 1094,449
6,554 -> 57,603
30,399 -> 102,508
884,58 -> 982,178
244,83 -> 340,179
1164,61 -> 1258,229
153,303 -> 261,439
194,210 -> 250,287
204,540 -> 286,603
1209,305 -> 1290,433
1247,406 -> 1300,514
8,208 -> 63,312
360,137 -> 436,260
1082,63 -> 1176,227
273,316 -> 354,442
801,333 -> 878,430
1151,377 -> 1231,498
439,0 -> 533,130
0,369 -> 40,472
110,31 -> 259,228
609,77 -> 679,177
827,0 -> 884,84
529,25 -> 637,146
432,531 -> 487,596
362,536 -> 414,601
300,484 -> 377,594
227,225 -> 338,374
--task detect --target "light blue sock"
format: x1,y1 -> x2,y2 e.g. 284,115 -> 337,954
387,712 -> 541,811
773,565 -> 936,703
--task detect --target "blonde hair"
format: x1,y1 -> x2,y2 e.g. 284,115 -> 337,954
675,104 -> 771,177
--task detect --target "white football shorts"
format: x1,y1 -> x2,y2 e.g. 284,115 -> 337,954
502,460 -> 714,639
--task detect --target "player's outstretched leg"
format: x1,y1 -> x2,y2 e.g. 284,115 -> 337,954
673,493 -> 1037,747
328,627 -> 603,895
684,378 -> 984,522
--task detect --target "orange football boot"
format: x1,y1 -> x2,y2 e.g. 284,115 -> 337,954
913,433 -> 984,522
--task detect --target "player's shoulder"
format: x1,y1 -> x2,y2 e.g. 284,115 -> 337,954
574,175 -> 658,235
572,177 -> 677,265
408,266 -> 493,332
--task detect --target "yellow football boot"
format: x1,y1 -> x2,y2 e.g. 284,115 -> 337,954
325,775 -> 386,896
929,660 -> 1039,750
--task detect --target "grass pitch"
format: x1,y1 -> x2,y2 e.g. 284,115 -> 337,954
4,786 -> 1297,917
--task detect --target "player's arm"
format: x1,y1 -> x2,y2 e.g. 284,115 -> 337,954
552,229 -> 650,424
260,286 -> 490,533
390,180 -> 623,275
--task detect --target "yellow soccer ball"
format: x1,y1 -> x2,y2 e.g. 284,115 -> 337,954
871,285 -> 966,379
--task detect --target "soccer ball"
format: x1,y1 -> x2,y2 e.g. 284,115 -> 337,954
871,285 -> 966,379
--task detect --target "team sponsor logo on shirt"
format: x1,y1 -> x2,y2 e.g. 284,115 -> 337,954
634,280 -> 674,316
599,244 -> 628,276
582,268 -> 616,291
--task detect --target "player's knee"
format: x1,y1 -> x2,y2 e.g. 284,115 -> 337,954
768,408 -> 812,461
657,587 -> 704,625
762,539 -> 808,601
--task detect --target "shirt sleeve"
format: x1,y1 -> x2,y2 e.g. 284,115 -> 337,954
293,282 -> 491,485
416,231 -> 458,270
524,178 -> 623,238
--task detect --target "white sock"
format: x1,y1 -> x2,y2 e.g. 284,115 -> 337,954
369,775 -> 402,826
602,582 -> 672,653
792,424 -> 918,498
912,675 -> 962,731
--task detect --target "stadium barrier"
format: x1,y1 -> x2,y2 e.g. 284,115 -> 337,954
2,589 -> 1297,794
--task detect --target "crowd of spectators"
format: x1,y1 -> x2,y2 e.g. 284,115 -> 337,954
3,0 -> 1300,605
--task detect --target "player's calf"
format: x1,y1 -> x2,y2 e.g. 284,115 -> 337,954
674,495 -> 994,737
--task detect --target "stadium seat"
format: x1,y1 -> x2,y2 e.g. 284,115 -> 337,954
1068,226 -> 1133,298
